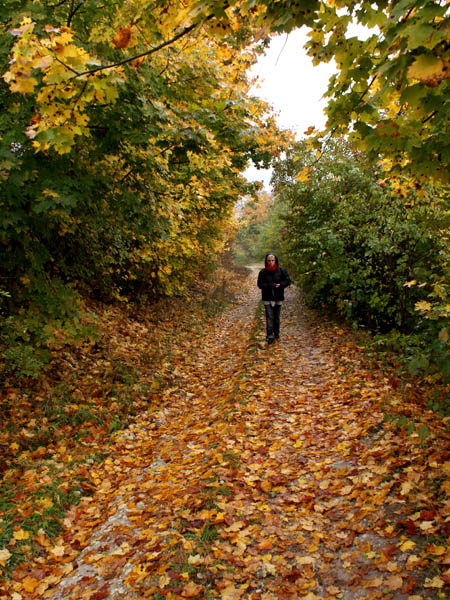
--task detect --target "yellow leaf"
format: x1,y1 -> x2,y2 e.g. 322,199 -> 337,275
408,54 -> 444,81
0,549 -> 11,563
10,76 -> 38,94
50,544 -> 65,557
400,481 -> 413,495
424,575 -> 444,588
13,528 -> 30,541
427,544 -> 446,556
400,540 -> 416,552
260,480 -> 272,492
415,300 -> 432,312
22,576 -> 39,593
295,166 -> 312,182
38,497 -> 53,509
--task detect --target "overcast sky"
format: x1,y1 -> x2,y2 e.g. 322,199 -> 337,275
244,20 -> 374,190
244,28 -> 336,189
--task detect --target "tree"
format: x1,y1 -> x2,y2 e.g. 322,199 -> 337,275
272,138 -> 449,377
139,0 -> 450,182
0,0 -> 287,376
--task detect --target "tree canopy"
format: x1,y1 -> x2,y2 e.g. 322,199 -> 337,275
3,1 -> 449,180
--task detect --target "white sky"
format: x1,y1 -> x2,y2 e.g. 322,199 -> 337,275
244,28 -> 336,189
244,22 -> 373,189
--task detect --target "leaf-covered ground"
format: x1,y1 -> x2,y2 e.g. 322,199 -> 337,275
1,268 -> 449,600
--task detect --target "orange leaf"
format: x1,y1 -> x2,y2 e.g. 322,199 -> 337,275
260,480 -> 272,492
112,26 -> 132,49
257,539 -> 273,551
22,576 -> 39,593
182,581 -> 204,597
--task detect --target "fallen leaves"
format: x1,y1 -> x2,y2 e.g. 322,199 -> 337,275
1,270 -> 449,599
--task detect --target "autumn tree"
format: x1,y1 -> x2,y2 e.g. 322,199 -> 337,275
0,0 -> 286,376
146,0 -> 450,182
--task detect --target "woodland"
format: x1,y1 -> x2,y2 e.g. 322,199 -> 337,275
0,0 -> 449,598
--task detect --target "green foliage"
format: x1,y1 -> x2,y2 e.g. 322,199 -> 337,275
0,278 -> 96,378
152,0 -> 450,181
272,139 -> 449,379
234,191 -> 286,264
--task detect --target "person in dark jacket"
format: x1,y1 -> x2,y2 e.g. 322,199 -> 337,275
257,253 -> 291,344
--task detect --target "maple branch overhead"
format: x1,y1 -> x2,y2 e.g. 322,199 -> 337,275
65,16 -> 215,81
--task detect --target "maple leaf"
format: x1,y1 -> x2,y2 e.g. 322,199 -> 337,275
181,581 -> 204,597
400,540 -> 416,552
415,300 -> 432,312
22,576 -> 40,593
10,76 -> 38,94
295,166 -> 312,183
112,26 -> 133,49
408,55 -> 445,82
385,575 -> 403,590
13,528 -> 30,540
0,549 -> 11,563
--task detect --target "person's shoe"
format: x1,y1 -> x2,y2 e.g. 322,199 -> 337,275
274,335 -> 279,340
267,337 -> 274,345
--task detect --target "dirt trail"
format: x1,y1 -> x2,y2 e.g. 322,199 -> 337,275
9,270 -> 449,600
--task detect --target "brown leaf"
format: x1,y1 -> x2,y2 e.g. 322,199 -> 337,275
260,480 -> 272,492
256,539 -> 273,551
385,575 -> 403,590
112,26 -> 132,49
182,581 -> 204,597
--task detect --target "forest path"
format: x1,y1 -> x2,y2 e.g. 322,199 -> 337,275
8,270 -> 448,600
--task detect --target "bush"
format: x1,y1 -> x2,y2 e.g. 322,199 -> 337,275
272,139 -> 449,380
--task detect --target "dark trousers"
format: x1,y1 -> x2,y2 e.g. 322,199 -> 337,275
264,303 -> 281,340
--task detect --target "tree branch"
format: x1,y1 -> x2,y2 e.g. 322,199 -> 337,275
65,16 -> 214,81
67,0 -> 85,27
422,110 -> 437,124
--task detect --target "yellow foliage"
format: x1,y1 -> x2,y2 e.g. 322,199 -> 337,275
295,167 -> 312,182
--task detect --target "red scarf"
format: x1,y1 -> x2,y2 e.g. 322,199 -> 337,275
265,264 -> 277,272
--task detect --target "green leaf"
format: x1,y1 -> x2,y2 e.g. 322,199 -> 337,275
418,424 -> 430,441
400,84 -> 427,108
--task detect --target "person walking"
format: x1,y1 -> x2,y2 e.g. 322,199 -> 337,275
257,253 -> 291,344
